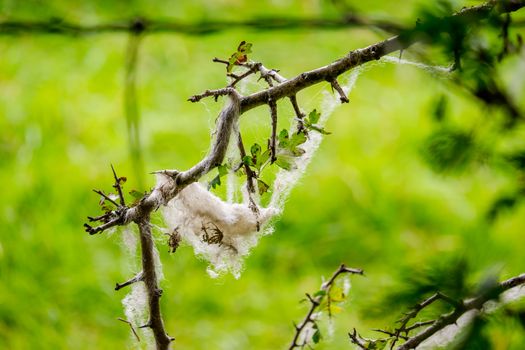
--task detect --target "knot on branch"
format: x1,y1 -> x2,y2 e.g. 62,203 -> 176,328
130,17 -> 146,34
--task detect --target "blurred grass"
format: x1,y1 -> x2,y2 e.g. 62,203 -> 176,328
1,1 -> 525,349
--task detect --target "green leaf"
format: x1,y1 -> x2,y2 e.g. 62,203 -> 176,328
309,124 -> 331,135
101,204 -> 113,212
250,143 -> 262,158
329,286 -> 346,302
308,109 -> 321,124
242,155 -> 254,167
278,129 -> 289,147
129,189 -> 143,200
290,132 -> 307,148
313,290 -> 326,298
304,109 -> 331,134
328,305 -> 343,314
227,54 -> 238,73
275,155 -> 296,171
365,339 -> 388,350
238,41 -> 252,54
420,128 -> 474,173
291,147 -> 306,157
257,179 -> 270,195
257,149 -> 271,169
218,164 -> 229,177
312,329 -> 322,344
209,175 -> 221,189
227,41 -> 253,73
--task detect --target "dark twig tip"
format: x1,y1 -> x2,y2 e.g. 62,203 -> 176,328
139,322 -> 152,329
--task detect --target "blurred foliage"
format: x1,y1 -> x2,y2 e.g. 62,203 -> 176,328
380,256 -> 470,313
420,127 -> 476,173
1,0 -> 525,349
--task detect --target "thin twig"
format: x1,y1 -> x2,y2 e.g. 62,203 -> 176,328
111,164 -> 126,206
228,65 -> 259,87
404,320 -> 435,333
93,189 -> 120,208
87,212 -> 113,222
236,132 -> 256,194
374,329 -> 408,340
118,317 -> 141,342
269,99 -> 278,163
115,271 -> 144,291
84,216 -> 123,235
289,95 -> 306,133
188,87 -> 238,103
0,15 -> 403,37
390,292 -> 459,349
348,328 -> 367,349
329,78 -> 350,103
289,264 -> 363,349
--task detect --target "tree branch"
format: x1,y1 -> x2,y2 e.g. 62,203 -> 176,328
115,271 -> 144,291
136,215 -> 174,349
348,274 -> 525,350
395,274 -> 525,350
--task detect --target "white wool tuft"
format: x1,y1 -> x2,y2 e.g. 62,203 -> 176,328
122,283 -> 153,346
163,182 -> 278,277
122,227 -> 138,255
382,55 -> 452,75
342,275 -> 352,296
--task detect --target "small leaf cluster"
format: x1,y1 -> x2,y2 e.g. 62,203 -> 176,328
227,41 -> 252,73
273,128 -> 307,171
314,283 -> 348,318
208,164 -> 229,190
242,143 -> 271,194
303,109 -> 331,135
209,109 -> 331,194
303,283 -> 349,346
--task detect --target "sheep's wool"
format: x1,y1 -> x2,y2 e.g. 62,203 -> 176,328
161,67 -> 364,277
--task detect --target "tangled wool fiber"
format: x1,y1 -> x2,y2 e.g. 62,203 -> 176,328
162,68 -> 364,277
162,181 -> 278,278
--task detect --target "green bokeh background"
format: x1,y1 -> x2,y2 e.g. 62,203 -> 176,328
1,1 -> 525,349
